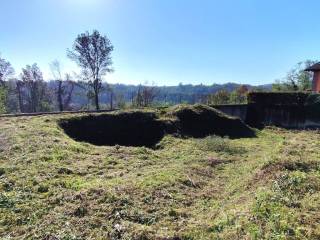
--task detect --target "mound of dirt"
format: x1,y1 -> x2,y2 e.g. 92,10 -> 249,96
166,104 -> 255,138
59,105 -> 255,147
59,111 -> 167,148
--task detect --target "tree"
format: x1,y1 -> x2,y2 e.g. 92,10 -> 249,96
50,60 -> 75,111
106,84 -> 115,110
229,85 -> 249,104
134,84 -> 158,107
0,55 -> 14,113
208,90 -> 230,105
116,93 -> 126,109
0,55 -> 14,86
16,80 -> 24,112
67,30 -> 114,110
20,64 -> 51,112
272,60 -> 317,91
0,87 -> 7,113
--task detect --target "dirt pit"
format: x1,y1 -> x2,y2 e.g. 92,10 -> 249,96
59,105 -> 255,148
59,111 -> 166,148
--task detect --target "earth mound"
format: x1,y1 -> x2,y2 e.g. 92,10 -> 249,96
166,104 -> 255,138
59,105 -> 255,147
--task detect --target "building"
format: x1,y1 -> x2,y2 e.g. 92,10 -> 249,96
305,63 -> 320,92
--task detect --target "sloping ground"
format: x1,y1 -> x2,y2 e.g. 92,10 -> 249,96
1,113 -> 320,239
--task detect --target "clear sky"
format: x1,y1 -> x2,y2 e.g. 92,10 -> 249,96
1,0 -> 320,86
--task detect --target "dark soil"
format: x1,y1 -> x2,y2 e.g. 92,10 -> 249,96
59,111 -> 167,148
59,105 -> 255,147
167,104 -> 255,138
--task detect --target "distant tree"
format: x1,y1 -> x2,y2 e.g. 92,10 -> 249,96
0,86 -> 7,113
229,85 -> 249,104
50,60 -> 75,111
106,84 -> 115,110
0,55 -> 14,86
0,55 -> 14,113
16,80 -> 24,112
134,84 -> 158,107
208,90 -> 230,105
272,60 -> 317,91
67,30 -> 114,110
20,64 -> 52,112
116,93 -> 126,109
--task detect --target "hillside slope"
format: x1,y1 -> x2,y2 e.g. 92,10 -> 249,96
0,113 -> 320,239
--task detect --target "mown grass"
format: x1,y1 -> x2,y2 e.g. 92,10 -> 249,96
1,113 -> 320,239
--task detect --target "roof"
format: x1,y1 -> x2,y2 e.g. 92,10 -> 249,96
305,63 -> 320,71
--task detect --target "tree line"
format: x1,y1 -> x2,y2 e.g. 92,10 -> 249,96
0,30 -> 179,113
1,29 -> 314,114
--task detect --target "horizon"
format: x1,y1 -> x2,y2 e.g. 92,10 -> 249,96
1,0 -> 320,85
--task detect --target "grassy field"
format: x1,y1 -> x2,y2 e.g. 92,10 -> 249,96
1,112 -> 320,239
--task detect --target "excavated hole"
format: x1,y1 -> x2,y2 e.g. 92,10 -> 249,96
59,112 -> 166,148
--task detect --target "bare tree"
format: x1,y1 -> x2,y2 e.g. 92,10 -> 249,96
16,80 -> 24,112
50,60 -> 75,111
106,85 -> 114,110
63,74 -> 75,110
134,84 -> 158,107
67,30 -> 114,110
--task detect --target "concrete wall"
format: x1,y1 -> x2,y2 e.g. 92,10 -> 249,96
211,104 -> 247,122
213,103 -> 320,129
261,106 -> 306,128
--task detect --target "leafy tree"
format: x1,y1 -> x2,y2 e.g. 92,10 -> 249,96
208,90 -> 230,105
229,85 -> 249,104
0,55 -> 14,113
272,60 -> 317,91
20,64 -> 52,112
0,86 -> 7,113
68,30 -> 114,110
0,55 -> 14,86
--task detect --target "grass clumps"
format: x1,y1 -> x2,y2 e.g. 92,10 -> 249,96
3,109 -> 320,239
195,135 -> 246,155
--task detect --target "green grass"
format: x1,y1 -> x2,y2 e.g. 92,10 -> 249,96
1,113 -> 320,239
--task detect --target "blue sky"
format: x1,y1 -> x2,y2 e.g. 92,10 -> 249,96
1,0 -> 320,86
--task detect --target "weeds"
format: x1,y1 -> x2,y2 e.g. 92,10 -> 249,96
195,135 -> 246,155
1,114 -> 320,239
